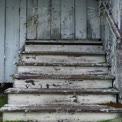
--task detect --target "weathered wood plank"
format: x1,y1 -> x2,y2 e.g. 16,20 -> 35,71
3,112 -> 119,122
75,0 -> 87,39
0,0 -> 5,82
5,0 -> 20,82
87,0 -> 100,39
51,0 -> 61,39
14,79 -> 112,89
17,65 -> 108,75
7,88 -> 117,104
37,0 -> 51,39
20,0 -> 26,48
21,54 -> 105,64
61,0 -> 75,39
25,44 -> 104,53
27,0 -> 38,39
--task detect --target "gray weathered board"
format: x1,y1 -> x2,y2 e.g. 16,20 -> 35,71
26,0 -> 100,39
0,0 -> 100,82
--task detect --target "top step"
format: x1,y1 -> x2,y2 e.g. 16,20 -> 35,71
26,39 -> 102,45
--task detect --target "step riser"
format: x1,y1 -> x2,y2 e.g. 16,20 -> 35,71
21,55 -> 105,64
3,112 -> 118,122
8,94 -> 117,105
14,79 -> 112,89
25,45 -> 104,53
17,66 -> 108,75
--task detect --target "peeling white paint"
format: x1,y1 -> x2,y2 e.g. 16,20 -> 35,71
8,94 -> 116,105
3,112 -> 118,122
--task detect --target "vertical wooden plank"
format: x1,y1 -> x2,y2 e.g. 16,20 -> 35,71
5,0 -> 20,82
0,0 -> 5,83
61,0 -> 75,39
27,0 -> 38,39
51,0 -> 61,39
20,0 -> 26,48
75,0 -> 87,39
37,0 -> 51,39
87,0 -> 100,39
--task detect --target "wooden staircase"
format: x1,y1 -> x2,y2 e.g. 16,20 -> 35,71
1,40 -> 122,122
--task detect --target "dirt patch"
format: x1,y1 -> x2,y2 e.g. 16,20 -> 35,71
99,102 -> 122,108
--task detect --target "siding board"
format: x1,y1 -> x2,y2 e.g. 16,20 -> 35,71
0,0 -> 5,82
87,0 -> 100,39
37,0 -> 51,39
27,0 -> 38,39
5,0 -> 20,82
51,0 -> 61,39
75,0 -> 87,39
61,0 -> 75,39
20,0 -> 27,48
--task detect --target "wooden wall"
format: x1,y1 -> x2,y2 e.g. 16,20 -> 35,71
0,0 -> 100,83
26,0 -> 100,39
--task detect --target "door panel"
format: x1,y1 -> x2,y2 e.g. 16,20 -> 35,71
26,0 -> 100,40
61,0 -> 75,39
37,0 -> 51,39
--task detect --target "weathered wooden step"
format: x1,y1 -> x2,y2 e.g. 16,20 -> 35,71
14,78 -> 113,89
17,62 -> 110,67
25,44 -> 104,53
17,63 -> 109,75
13,74 -> 115,80
21,52 -> 106,64
26,39 -> 102,45
20,51 -> 106,56
6,88 -> 119,105
1,104 -> 121,122
13,74 -> 114,89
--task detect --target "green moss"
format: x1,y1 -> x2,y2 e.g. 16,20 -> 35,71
98,118 -> 122,122
0,95 -> 8,107
0,95 -> 8,120
3,121 -> 25,122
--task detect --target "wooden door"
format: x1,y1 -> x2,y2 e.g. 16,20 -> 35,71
26,0 -> 100,40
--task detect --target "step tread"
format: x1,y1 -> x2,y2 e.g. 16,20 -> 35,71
1,104 -> 122,113
17,62 -> 110,67
13,74 -> 115,80
26,39 -> 102,45
5,88 -> 119,94
20,51 -> 106,56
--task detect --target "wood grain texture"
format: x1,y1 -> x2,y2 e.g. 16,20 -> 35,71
61,0 -> 75,39
87,0 -> 100,39
75,0 -> 87,39
20,0 -> 26,48
27,0 -> 38,39
5,0 -> 20,82
37,0 -> 51,39
0,0 -> 5,82
51,0 -> 61,39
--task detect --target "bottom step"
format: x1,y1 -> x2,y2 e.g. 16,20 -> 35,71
1,104 -> 122,122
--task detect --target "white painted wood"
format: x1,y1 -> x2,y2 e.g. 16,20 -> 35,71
17,65 -> 108,75
61,0 -> 75,39
8,94 -> 116,105
75,0 -> 87,39
3,112 -> 118,122
5,0 -> 20,82
51,0 -> 61,39
17,66 -> 108,75
87,0 -> 100,39
20,0 -> 26,48
25,45 -> 103,52
27,0 -> 38,39
0,0 -> 5,82
21,54 -> 106,64
14,79 -> 112,89
37,0 -> 51,39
